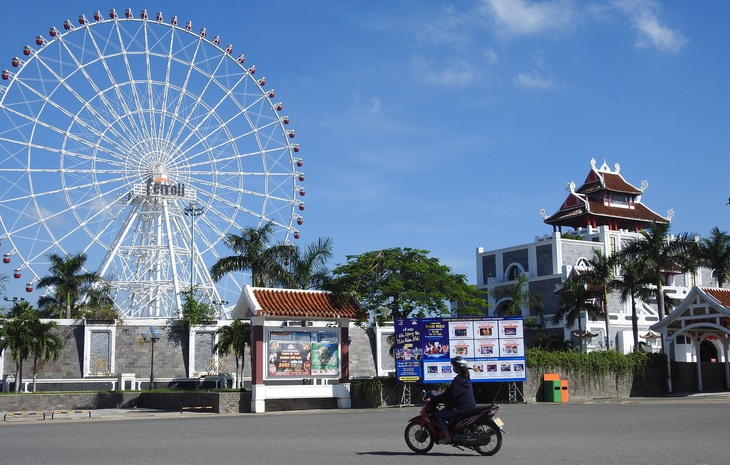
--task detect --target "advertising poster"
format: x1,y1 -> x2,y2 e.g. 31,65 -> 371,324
267,330 -> 341,378
394,319 -> 423,382
394,316 -> 526,384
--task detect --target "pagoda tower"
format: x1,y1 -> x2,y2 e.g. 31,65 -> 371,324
542,159 -> 670,233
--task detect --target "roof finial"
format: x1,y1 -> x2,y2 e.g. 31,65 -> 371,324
565,181 -> 576,193
614,163 -> 620,173
599,160 -> 610,171
590,158 -> 596,169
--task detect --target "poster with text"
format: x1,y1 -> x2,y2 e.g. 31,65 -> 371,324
394,316 -> 526,384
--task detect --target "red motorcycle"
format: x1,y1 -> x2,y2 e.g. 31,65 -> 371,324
404,390 -> 504,455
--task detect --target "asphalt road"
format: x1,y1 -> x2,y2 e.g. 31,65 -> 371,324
1,394 -> 729,465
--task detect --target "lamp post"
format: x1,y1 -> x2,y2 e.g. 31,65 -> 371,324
140,327 -> 162,390
212,300 -> 229,319
183,202 -> 205,293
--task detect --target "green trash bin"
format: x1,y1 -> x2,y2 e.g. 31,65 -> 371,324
544,380 -> 562,402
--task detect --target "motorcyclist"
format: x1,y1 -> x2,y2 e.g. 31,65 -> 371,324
431,355 -> 476,443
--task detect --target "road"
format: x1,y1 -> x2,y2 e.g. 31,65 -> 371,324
1,395 -> 729,465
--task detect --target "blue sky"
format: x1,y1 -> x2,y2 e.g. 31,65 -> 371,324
0,0 -> 728,296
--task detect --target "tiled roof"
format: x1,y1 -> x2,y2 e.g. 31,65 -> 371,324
249,287 -> 362,319
576,171 -> 643,195
544,200 -> 669,226
702,287 -> 730,308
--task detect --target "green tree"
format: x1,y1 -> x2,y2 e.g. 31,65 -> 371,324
36,252 -> 100,319
491,273 -> 543,317
78,280 -> 119,321
552,278 -> 601,353
215,320 -> 251,389
210,222 -> 292,287
611,256 -> 653,351
4,299 -> 32,318
700,227 -> 730,288
286,237 -> 334,290
0,311 -> 35,392
583,250 -> 616,348
327,248 -> 486,324
620,223 -> 700,319
179,288 -> 216,330
29,318 -> 63,392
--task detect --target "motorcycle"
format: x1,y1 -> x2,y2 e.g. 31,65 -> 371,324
404,390 -> 505,456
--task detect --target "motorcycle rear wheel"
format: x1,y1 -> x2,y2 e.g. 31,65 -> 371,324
404,422 -> 434,454
472,420 -> 502,456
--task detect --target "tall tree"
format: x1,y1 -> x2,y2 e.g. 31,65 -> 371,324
286,237 -> 334,290
583,250 -> 616,348
29,318 -> 63,392
210,222 -> 292,287
215,320 -> 251,389
491,273 -> 543,317
36,252 -> 99,319
328,248 -> 486,324
700,227 -> 730,288
620,223 -> 700,319
0,311 -> 35,392
552,277 -> 601,353
611,256 -> 653,351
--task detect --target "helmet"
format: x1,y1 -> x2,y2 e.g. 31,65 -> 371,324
451,356 -> 468,369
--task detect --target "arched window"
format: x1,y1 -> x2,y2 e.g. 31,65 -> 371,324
506,264 -> 523,281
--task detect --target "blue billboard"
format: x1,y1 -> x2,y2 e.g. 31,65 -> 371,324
394,316 -> 526,384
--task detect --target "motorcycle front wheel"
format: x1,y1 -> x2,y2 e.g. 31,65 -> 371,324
472,420 -> 502,456
404,422 -> 434,454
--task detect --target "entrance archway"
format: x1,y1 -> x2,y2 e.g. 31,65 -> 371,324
700,340 -> 718,363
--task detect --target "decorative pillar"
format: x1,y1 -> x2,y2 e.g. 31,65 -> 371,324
337,321 -> 351,409
251,317 -> 266,413
693,338 -> 703,392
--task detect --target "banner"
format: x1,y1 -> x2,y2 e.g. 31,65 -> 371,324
394,316 -> 526,384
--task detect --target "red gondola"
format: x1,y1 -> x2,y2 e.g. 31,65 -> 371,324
35,35 -> 44,46
13,269 -> 20,279
49,27 -> 59,37
258,77 -> 266,86
248,65 -> 256,75
293,145 -> 300,153
78,14 -> 87,25
125,9 -> 133,19
25,284 -> 33,293
294,232 -> 300,239
109,9 -> 118,19
64,19 -> 73,30
297,217 -> 303,225
2,254 -> 10,263
298,203 -> 305,211
23,45 -> 32,56
156,12 -> 163,22
93,11 -> 102,21
237,55 -> 245,63
0,70 -> 7,80
11,57 -> 19,67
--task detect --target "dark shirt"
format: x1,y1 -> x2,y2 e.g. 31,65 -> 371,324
432,373 -> 476,412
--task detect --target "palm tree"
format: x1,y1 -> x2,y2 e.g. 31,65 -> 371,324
552,278 -> 601,352
491,273 -> 543,317
620,223 -> 700,319
611,256 -> 653,351
6,299 -> 34,318
36,252 -> 100,319
584,250 -> 616,348
215,320 -> 251,389
29,319 -> 63,392
700,227 -> 730,288
210,222 -> 292,287
0,311 -> 35,392
287,237 -> 334,289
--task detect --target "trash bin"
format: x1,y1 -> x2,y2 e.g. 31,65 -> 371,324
543,373 -> 561,403
560,379 -> 569,402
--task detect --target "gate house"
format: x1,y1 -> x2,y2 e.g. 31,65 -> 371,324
232,285 -> 362,413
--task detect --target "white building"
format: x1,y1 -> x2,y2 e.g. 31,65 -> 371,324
476,160 -> 715,353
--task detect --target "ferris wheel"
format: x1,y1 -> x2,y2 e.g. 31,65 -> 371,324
0,9 -> 305,318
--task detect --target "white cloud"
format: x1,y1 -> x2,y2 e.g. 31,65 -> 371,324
480,0 -> 578,36
513,71 -> 555,90
613,0 -> 687,53
411,56 -> 479,87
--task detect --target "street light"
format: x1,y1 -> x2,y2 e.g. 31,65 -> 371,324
140,327 -> 162,390
184,202 -> 205,293
212,300 -> 229,319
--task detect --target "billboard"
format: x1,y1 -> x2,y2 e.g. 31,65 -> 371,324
266,329 -> 340,378
394,316 -> 526,383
